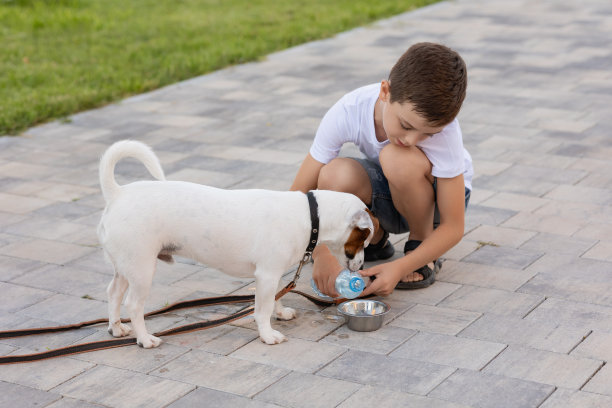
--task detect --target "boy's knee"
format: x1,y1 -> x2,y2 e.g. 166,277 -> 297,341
380,144 -> 432,186
317,158 -> 356,192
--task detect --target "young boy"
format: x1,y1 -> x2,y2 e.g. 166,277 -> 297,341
290,42 -> 472,297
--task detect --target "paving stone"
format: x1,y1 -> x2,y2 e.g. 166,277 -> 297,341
527,297 -> 612,332
54,365 -> 194,408
438,260 -> 536,291
583,240 -> 612,261
171,267 -> 253,295
462,245 -> 543,270
534,200 -> 612,224
385,279 -> 461,306
0,238 -> 95,265
582,364 -> 612,397
443,239 -> 481,260
321,323 -> 416,355
539,388 -> 612,408
0,353 -> 94,391
501,211 -> 585,236
2,216 -> 87,241
254,371 -> 361,408
574,222 -> 612,242
392,332 -> 505,370
167,387 -> 279,408
0,380 -> 61,408
463,204 -> 518,227
33,201 -> 100,221
337,385 -> 471,408
318,350 -> 455,396
429,369 -> 555,408
0,255 -> 45,281
230,337 -> 346,373
460,314 -> 588,353
152,349 -> 289,397
519,232 -> 597,256
0,282 -> 54,314
519,257 -> 612,307
440,285 -> 544,318
17,293 -> 107,324
484,346 -> 602,389
73,341 -> 190,374
572,331 -> 612,361
10,264 -> 109,298
390,304 -> 481,336
165,325 -> 260,355
45,396 -> 107,408
545,184 -> 612,206
464,225 -> 537,248
473,173 -> 558,197
0,192 -> 54,215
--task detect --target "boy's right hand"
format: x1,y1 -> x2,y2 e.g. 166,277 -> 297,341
311,245 -> 343,298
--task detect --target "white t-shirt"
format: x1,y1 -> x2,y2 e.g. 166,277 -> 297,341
309,83 -> 473,190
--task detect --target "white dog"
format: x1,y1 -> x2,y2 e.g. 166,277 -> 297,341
97,140 -> 374,348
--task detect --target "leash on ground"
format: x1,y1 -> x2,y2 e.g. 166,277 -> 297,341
0,270 -> 348,365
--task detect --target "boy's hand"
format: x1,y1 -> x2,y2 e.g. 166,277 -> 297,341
360,262 -> 403,297
312,245 -> 343,298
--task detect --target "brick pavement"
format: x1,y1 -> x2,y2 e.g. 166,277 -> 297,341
2,0 -> 612,406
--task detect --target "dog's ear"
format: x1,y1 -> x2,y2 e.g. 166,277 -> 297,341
350,209 -> 375,245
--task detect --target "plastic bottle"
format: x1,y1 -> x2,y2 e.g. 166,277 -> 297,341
310,269 -> 365,300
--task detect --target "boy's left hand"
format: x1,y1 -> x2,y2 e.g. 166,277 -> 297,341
360,262 -> 403,297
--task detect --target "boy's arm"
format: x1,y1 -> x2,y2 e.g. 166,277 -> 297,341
362,175 -> 466,296
290,153 -> 325,193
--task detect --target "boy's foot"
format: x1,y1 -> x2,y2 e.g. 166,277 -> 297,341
395,240 -> 438,290
364,230 -> 395,261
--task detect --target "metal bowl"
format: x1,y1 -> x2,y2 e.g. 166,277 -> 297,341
337,299 -> 390,332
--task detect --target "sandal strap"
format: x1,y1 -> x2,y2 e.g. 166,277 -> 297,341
368,230 -> 389,250
403,239 -> 422,253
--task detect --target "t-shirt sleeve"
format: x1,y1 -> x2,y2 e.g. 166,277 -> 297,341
309,98 -> 354,164
418,119 -> 466,179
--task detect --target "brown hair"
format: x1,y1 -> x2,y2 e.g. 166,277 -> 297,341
388,42 -> 467,127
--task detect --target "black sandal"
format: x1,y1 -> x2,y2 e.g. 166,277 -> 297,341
395,240 -> 439,290
364,230 -> 395,262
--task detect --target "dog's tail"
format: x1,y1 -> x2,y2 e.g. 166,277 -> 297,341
99,140 -> 165,202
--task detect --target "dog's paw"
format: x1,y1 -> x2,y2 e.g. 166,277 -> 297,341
108,322 -> 131,337
275,306 -> 297,321
259,329 -> 287,345
137,334 -> 162,349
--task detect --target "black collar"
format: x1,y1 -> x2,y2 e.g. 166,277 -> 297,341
305,191 -> 319,255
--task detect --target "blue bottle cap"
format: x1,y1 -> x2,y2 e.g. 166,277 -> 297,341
349,276 -> 365,292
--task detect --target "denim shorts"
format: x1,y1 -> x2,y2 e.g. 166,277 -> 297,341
352,158 -> 471,235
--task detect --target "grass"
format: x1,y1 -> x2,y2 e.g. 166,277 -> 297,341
0,0 -> 439,135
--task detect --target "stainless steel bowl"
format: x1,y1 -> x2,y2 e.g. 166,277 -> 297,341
337,299 -> 390,332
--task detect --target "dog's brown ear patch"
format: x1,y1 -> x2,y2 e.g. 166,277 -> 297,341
344,227 -> 371,259
365,208 -> 379,235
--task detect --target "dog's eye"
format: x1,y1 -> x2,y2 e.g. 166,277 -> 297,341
345,251 -> 355,260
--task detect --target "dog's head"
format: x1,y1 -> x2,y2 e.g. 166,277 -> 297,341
340,208 -> 377,271
315,190 -> 377,271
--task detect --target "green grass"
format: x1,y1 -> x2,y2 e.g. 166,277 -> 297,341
0,0 -> 439,135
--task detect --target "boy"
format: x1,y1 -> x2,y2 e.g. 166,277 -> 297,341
290,42 -> 472,297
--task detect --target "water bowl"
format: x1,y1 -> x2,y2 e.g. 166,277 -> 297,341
337,299 -> 390,332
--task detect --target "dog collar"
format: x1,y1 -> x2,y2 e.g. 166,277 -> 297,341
305,191 -> 319,255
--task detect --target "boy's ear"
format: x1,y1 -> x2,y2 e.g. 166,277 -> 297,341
379,80 -> 391,103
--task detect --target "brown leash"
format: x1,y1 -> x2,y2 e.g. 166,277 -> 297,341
0,281 -> 351,365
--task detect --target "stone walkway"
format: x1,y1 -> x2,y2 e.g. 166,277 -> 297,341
2,0 -> 612,406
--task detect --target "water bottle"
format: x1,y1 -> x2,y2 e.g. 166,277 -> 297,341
310,269 -> 365,300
